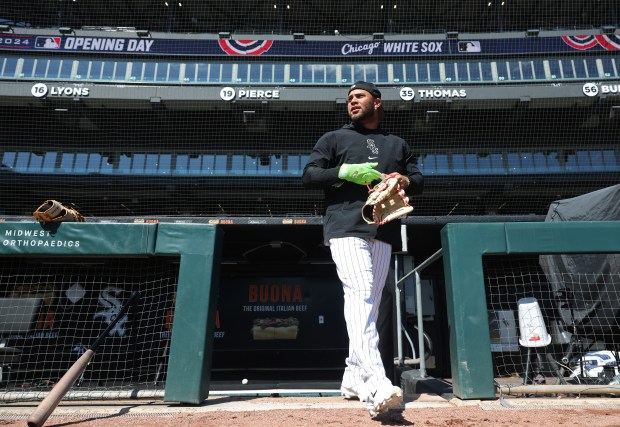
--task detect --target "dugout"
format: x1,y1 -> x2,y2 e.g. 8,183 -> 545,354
0,221 -> 222,404
0,216 -> 453,400
210,220 -> 453,387
441,220 -> 620,399
3,218 -> 618,403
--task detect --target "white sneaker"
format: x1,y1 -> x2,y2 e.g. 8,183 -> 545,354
367,385 -> 403,417
340,384 -> 369,402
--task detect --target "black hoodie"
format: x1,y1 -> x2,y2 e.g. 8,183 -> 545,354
302,123 -> 423,249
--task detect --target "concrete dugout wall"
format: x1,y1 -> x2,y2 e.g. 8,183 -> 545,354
440,221 -> 620,400
0,221 -> 222,404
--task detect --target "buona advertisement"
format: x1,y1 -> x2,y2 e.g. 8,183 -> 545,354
212,276 -> 348,372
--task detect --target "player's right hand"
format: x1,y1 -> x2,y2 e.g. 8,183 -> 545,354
338,162 -> 382,185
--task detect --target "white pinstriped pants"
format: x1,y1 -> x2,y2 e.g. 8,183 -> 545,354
329,237 -> 393,396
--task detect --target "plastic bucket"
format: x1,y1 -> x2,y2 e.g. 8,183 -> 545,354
517,297 -> 551,348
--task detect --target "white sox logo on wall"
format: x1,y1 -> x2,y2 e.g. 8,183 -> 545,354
218,39 -> 274,55
562,35 -> 620,51
94,287 -> 129,337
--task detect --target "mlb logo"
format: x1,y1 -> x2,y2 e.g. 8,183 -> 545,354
35,36 -> 61,49
458,41 -> 481,53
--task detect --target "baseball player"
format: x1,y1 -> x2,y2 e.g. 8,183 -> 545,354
302,81 -> 423,417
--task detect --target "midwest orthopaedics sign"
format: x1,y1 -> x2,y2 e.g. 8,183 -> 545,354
3,229 -> 81,248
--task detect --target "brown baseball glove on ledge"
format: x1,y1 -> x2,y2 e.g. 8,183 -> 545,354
33,200 -> 85,223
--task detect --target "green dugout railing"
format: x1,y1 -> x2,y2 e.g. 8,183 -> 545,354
0,221 -> 222,404
440,221 -> 620,400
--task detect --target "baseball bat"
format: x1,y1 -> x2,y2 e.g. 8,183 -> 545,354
27,291 -> 139,427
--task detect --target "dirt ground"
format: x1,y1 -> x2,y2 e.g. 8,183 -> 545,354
2,395 -> 620,427
25,407 -> 620,427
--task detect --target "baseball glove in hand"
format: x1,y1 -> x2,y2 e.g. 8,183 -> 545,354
362,174 -> 414,225
33,200 -> 85,223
